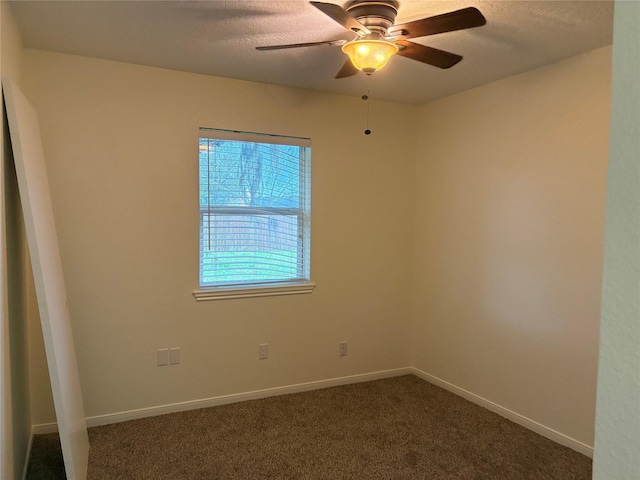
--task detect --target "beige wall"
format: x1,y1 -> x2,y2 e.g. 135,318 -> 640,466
17,35 -> 612,458
22,49 -> 416,421
593,2 -> 640,477
1,2 -> 32,479
412,46 -> 611,447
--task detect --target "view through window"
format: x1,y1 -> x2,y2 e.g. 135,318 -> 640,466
199,129 -> 311,288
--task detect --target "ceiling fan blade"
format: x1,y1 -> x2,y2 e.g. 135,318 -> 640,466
335,59 -> 358,79
311,1 -> 370,35
256,39 -> 346,51
395,40 -> 462,69
388,7 -> 486,39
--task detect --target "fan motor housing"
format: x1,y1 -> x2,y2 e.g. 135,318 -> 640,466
346,1 -> 399,34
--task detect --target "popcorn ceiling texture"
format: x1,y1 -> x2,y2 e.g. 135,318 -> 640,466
9,1 -> 613,105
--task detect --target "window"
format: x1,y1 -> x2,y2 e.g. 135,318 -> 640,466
194,128 -> 313,301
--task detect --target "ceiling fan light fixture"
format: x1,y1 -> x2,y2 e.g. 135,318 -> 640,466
341,39 -> 399,74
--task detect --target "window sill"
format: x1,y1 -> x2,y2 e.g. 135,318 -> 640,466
193,282 -> 316,302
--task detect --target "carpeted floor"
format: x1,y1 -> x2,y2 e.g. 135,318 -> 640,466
27,375 -> 591,479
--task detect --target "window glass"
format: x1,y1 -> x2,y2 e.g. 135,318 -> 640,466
199,130 -> 310,288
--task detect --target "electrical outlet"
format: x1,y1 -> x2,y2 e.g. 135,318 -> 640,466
339,341 -> 348,357
259,343 -> 269,360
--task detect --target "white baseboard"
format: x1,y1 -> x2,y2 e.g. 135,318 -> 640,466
409,367 -> 594,458
32,367 -> 412,432
30,421 -> 58,436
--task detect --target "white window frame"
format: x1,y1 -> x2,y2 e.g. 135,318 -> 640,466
193,128 -> 314,301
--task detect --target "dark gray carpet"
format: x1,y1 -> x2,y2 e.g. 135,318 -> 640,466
27,375 -> 591,479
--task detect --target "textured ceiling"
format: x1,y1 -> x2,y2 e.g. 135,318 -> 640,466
10,0 -> 614,105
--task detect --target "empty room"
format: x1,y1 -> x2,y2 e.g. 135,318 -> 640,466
1,1 -> 638,479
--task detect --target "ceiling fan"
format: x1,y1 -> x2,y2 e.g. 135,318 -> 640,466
256,1 -> 486,78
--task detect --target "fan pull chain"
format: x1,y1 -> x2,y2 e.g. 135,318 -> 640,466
362,71 -> 373,135
362,88 -> 371,135
362,93 -> 370,135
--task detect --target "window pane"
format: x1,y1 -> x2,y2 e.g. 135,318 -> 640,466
199,140 -> 300,209
200,214 -> 303,286
198,130 -> 310,288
